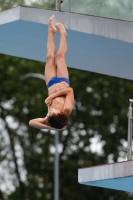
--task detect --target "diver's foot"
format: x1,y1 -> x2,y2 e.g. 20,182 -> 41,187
48,15 -> 57,33
56,23 -> 67,36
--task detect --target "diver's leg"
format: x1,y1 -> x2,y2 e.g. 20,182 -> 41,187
55,23 -> 69,79
45,15 -> 57,85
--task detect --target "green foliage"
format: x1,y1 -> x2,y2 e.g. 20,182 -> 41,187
0,0 -> 56,11
31,0 -> 55,10
62,0 -> 133,21
1,53 -> 133,200
0,0 -> 25,10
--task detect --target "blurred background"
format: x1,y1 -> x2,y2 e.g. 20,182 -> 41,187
0,0 -> 133,200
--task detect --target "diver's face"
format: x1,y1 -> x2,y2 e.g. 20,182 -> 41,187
49,108 -> 60,115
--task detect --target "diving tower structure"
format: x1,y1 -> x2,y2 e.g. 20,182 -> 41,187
0,6 -> 133,80
78,160 -> 133,192
78,100 -> 133,192
0,6 -> 133,192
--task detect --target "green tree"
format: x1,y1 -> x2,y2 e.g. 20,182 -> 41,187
31,0 -> 56,9
0,0 -> 56,11
0,0 -> 25,10
0,55 -> 53,200
1,53 -> 133,200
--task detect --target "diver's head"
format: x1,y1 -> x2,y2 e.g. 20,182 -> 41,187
47,112 -> 70,129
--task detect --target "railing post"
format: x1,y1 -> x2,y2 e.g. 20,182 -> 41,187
69,0 -> 71,12
57,0 -> 63,11
127,99 -> 133,160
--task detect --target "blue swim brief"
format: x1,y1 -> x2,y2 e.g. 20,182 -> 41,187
46,76 -> 70,89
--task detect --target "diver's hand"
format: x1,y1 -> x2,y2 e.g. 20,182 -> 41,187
45,98 -> 52,106
59,126 -> 66,130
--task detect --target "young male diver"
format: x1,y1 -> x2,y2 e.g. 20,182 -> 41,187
29,15 -> 74,130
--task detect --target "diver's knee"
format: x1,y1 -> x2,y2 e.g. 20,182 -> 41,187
56,53 -> 65,62
46,54 -> 54,63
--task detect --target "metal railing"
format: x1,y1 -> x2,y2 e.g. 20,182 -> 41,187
127,99 -> 133,160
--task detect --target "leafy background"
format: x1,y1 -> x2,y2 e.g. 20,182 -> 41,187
0,0 -> 133,200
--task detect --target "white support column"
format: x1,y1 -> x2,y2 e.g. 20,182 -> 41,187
57,0 -> 63,11
54,131 -> 59,200
56,0 -> 57,10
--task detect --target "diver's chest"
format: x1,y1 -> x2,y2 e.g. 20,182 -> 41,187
48,82 -> 69,95
53,97 -> 65,104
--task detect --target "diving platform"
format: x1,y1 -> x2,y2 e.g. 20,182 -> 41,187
78,160 -> 133,192
0,6 -> 133,80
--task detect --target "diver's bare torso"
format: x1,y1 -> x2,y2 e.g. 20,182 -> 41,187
48,81 -> 69,95
47,81 -> 70,114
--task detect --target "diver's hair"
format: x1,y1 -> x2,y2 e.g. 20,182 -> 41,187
47,112 -> 70,129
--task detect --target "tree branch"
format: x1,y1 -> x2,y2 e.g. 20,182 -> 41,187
0,105 -> 24,198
